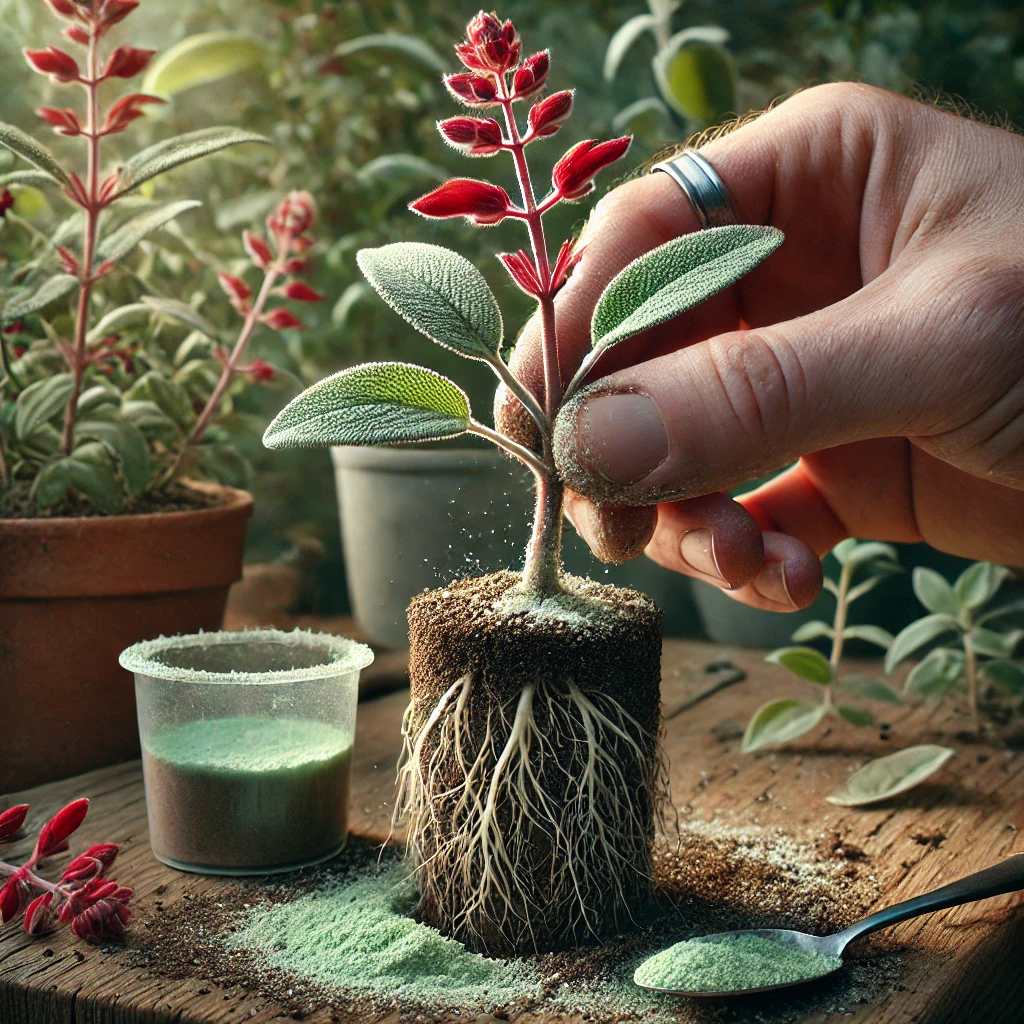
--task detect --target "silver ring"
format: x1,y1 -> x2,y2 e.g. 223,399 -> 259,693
651,149 -> 737,228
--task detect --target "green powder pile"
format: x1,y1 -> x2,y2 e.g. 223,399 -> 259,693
225,864 -> 543,1010
634,933 -> 842,994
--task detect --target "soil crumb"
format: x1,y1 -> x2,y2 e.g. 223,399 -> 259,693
127,825 -> 905,1023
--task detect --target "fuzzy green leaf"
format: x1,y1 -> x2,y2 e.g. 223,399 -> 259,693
0,169 -> 58,189
96,200 -> 202,264
591,226 -> 783,351
912,567 -> 957,617
76,413 -> 151,497
826,745 -> 954,807
121,399 -> 181,446
263,361 -> 470,450
981,660 -> 1024,694
903,647 -> 964,699
124,371 -> 194,433
13,373 -> 74,439
195,442 -> 250,488
77,384 -> 120,416
357,243 -> 503,361
834,540 -> 899,570
741,698 -> 827,753
838,675 -> 903,704
765,645 -> 833,684
790,620 -> 834,643
837,705 -> 874,727
65,441 -> 124,512
955,561 -> 1009,611
32,459 -> 71,509
141,296 -> 220,338
334,34 -> 447,74
1,274 -> 78,326
110,127 -> 270,200
603,13 -> 657,80
885,614 -> 960,673
842,625 -> 894,650
142,32 -> 270,97
0,122 -> 72,188
846,572 -> 893,604
654,39 -> 735,124
968,626 -> 1017,659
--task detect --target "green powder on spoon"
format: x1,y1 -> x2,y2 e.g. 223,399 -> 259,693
634,933 -> 842,994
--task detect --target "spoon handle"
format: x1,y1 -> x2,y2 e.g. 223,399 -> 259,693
837,853 -> 1024,946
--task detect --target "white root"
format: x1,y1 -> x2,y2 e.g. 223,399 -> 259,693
395,673 -> 669,953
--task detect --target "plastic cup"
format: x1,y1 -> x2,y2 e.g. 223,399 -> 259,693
120,628 -> 374,876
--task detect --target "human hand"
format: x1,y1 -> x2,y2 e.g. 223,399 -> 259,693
499,83 -> 1024,611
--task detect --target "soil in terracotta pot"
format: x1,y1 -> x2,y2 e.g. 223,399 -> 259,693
142,717 -> 352,872
402,570 -> 664,956
0,480 -> 225,518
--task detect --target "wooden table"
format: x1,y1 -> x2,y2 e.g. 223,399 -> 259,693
2,639 -> 1022,1023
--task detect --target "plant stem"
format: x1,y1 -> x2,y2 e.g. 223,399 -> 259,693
964,632 -> 979,731
826,561 -> 852,712
469,420 -> 547,478
521,470 -> 565,599
61,26 -> 102,457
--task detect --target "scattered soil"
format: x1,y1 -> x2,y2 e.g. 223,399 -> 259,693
0,481 -> 226,519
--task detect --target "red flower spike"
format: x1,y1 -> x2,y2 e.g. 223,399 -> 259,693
43,0 -> 78,19
409,178 -> 512,226
34,798 -> 88,861
99,0 -> 139,28
243,230 -> 272,270
437,116 -> 503,156
24,46 -> 80,83
63,25 -> 90,46
260,308 -> 303,331
245,359 -> 276,382
497,250 -> 542,297
0,805 -> 29,842
268,190 -> 316,243
101,46 -> 155,80
281,281 -> 323,303
456,12 -> 520,73
0,872 -> 27,923
24,892 -> 55,936
217,272 -> 251,304
551,136 -> 632,201
444,72 -> 498,107
512,50 -> 549,99
526,90 -> 573,140
99,93 -> 165,135
37,106 -> 81,136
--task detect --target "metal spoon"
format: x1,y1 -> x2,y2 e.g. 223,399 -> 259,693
635,853 -> 1024,998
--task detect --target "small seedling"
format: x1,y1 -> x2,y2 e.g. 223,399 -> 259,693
742,539 -> 901,754
886,562 -> 1024,727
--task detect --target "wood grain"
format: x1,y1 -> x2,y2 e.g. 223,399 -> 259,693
2,639 -> 1022,1024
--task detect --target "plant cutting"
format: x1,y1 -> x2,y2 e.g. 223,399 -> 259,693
264,10 -> 783,955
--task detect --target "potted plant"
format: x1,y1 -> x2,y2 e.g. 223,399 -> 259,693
264,11 -> 782,954
0,0 -> 324,791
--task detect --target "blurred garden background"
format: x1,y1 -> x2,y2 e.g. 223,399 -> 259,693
3,0 -> 1024,618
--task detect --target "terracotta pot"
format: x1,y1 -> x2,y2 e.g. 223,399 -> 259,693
0,487 -> 252,792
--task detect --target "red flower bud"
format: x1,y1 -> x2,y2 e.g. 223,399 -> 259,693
56,246 -> 79,274
24,46 -> 80,83
284,257 -> 307,275
551,136 -> 632,201
61,854 -> 104,884
280,281 -> 323,303
444,72 -> 498,107
268,190 -> 316,242
70,897 -> 131,943
99,93 -> 164,135
0,872 -> 27,923
245,359 -> 276,382
0,189 -> 13,218
24,892 -> 55,936
43,0 -> 79,19
82,843 -> 119,870
465,11 -> 504,46
37,106 -> 81,136
0,805 -> 29,842
101,45 -> 154,79
497,249 -> 542,297
456,12 -> 520,72
409,177 -> 512,226
526,90 -> 573,140
217,272 -> 251,304
259,308 -> 303,331
243,230 -> 272,270
549,237 -> 583,293
437,116 -> 503,156
99,0 -> 139,28
34,798 -> 88,860
512,50 -> 549,99
63,25 -> 90,45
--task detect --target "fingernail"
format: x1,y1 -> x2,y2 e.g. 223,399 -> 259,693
578,392 -> 668,485
680,529 -> 724,584
753,561 -> 794,607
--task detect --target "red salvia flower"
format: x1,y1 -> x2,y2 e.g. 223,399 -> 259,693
444,72 -> 498,107
438,116 -> 503,156
101,46 -> 155,80
409,178 -> 512,226
549,237 -> 584,293
0,871 -> 28,923
0,189 -> 13,219
284,257 -> 307,275
512,51 -> 549,99
551,136 -> 632,201
243,230 -> 272,270
0,805 -> 28,842
70,894 -> 132,942
63,25 -> 90,46
81,843 -> 119,871
497,250 -> 542,297
98,0 -> 140,29
99,93 -> 165,135
217,272 -> 252,304
268,190 -> 316,243
42,0 -> 78,19
280,281 -> 323,303
245,359 -> 276,382
60,843 -> 118,884
456,12 -> 520,73
260,308 -> 303,331
23,46 -> 80,83
37,106 -> 81,136
24,893 -> 54,936
34,799 -> 89,861
526,90 -> 573,140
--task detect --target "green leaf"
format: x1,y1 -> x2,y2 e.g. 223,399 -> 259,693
955,562 -> 1009,611
611,97 -> 671,136
0,122 -> 72,188
790,620 -> 834,643
913,566 -> 957,616
141,296 -> 220,338
826,745 -> 954,807
885,614 -> 960,673
654,40 -> 736,125
0,169 -> 58,189
842,625 -> 894,650
904,647 -> 964,699
356,154 -> 448,188
332,281 -> 374,328
838,675 -> 903,704
334,33 -> 447,74
741,699 -> 827,753
32,459 -> 70,508
978,596 -> 1024,626
357,243 -> 503,361
124,371 -> 194,433
603,13 -> 657,80
77,384 -> 120,416
1,274 -> 78,326
969,626 -> 1017,659
13,373 -> 73,439
195,442 -> 250,488
65,441 -> 124,513
141,32 -> 270,98
837,705 -> 874,727
96,200 -> 202,264
263,361 -> 471,449
846,572 -> 893,604
110,127 -> 270,200
765,645 -> 833,684
86,303 -> 151,345
76,413 -> 151,497
831,538 -> 858,563
121,399 -> 181,446
981,660 -> 1024,694
590,226 -> 783,352
836,540 -> 900,569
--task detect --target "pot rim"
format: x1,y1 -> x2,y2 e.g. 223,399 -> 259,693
120,627 -> 375,683
330,445 -> 517,474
